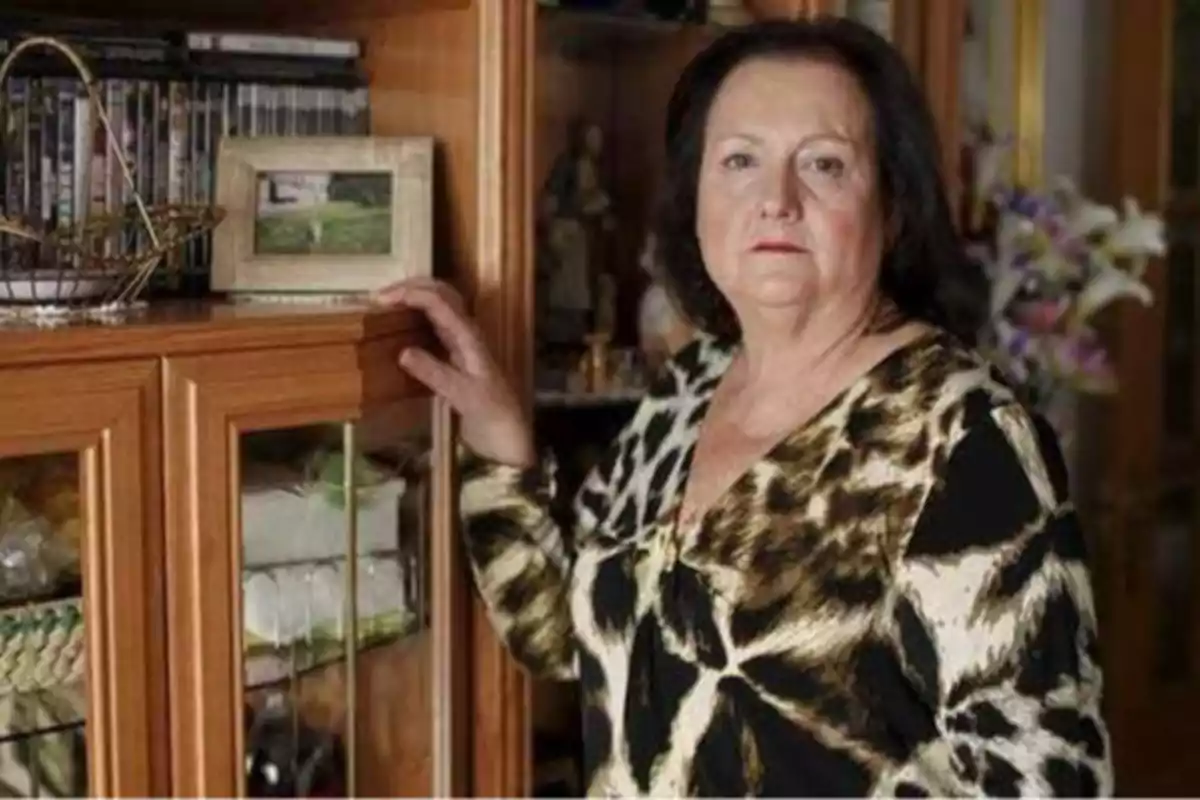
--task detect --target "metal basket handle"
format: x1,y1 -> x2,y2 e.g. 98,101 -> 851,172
0,36 -> 164,257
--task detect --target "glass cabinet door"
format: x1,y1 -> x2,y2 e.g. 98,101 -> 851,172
0,451 -> 87,798
164,340 -> 465,797
238,402 -> 442,798
0,360 -> 166,797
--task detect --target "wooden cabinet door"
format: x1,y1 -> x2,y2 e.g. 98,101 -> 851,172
162,336 -> 468,797
0,359 -> 167,797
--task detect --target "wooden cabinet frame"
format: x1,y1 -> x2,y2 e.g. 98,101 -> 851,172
162,327 -> 467,796
0,361 -> 168,796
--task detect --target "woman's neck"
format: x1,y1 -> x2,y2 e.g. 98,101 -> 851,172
734,301 -> 877,387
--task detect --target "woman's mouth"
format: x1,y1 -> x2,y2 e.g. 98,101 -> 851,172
751,240 -> 806,253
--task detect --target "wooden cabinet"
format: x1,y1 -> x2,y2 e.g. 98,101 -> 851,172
0,302 -> 467,797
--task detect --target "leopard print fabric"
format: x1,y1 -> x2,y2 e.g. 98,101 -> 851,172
460,330 -> 1111,797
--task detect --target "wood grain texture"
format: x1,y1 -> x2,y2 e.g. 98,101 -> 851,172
0,300 -> 427,368
471,3 -> 534,795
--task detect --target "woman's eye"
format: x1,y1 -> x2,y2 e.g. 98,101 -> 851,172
809,156 -> 845,177
721,152 -> 755,170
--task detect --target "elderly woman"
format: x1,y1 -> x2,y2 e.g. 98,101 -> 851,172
376,17 -> 1111,798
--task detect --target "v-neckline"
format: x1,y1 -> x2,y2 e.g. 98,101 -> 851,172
669,327 -> 943,536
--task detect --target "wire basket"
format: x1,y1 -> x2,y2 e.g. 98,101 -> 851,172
0,36 -> 224,320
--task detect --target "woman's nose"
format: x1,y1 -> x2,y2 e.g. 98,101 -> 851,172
758,164 -> 802,221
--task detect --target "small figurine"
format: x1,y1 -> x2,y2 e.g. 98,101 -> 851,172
536,119 -> 617,346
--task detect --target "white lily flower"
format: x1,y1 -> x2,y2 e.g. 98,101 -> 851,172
1056,180 -> 1119,240
972,157 -> 1169,407
994,211 -> 1035,267
1106,197 -> 1167,258
988,212 -> 1037,315
1073,262 -> 1153,323
1030,248 -> 1081,284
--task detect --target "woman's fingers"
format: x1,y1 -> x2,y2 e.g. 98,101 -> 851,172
398,347 -> 474,410
375,281 -> 490,374
373,277 -> 467,316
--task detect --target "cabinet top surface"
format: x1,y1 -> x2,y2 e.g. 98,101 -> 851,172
0,299 -> 426,367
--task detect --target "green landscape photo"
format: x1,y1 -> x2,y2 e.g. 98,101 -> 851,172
254,170 -> 394,256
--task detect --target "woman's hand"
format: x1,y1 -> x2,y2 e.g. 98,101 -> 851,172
372,278 -> 535,469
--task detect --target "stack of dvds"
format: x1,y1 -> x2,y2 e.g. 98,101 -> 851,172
0,13 -> 371,295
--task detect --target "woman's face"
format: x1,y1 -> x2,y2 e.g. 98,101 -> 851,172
696,55 -> 886,330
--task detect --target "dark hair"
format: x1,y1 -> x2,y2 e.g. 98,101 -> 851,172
652,16 -> 986,344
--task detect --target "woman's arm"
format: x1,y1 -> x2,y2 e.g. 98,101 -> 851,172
879,402 -> 1112,797
459,444 -> 618,682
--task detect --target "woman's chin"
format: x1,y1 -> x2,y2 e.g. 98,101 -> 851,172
743,276 -> 812,306
728,285 -> 813,318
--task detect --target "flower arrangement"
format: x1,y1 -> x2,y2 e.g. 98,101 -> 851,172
963,129 -> 1168,414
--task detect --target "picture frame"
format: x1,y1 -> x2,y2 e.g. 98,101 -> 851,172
211,136 -> 434,294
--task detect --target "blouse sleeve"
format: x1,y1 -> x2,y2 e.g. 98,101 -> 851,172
878,402 -> 1113,797
459,443 -> 618,682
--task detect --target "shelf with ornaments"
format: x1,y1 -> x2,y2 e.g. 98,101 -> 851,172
533,0 -> 709,401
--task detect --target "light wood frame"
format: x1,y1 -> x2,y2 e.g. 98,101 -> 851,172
211,136 -> 434,295
163,326 -> 467,796
0,360 -> 168,796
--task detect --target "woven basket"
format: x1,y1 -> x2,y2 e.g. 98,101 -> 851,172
0,36 -> 224,315
0,597 -> 84,695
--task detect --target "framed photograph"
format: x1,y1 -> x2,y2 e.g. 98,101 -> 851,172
211,136 -> 433,294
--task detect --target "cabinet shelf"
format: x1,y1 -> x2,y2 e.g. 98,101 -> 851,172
539,4 -> 719,59
244,624 -> 421,691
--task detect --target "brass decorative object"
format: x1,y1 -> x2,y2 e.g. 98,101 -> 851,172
0,36 -> 224,318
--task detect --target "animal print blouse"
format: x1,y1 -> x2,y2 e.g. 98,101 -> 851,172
460,329 -> 1112,797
